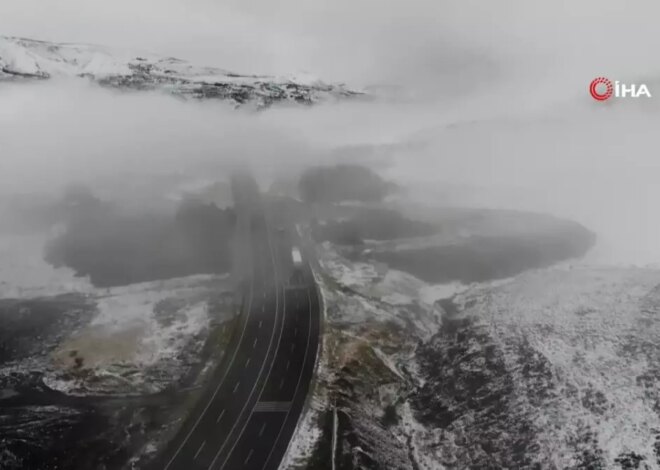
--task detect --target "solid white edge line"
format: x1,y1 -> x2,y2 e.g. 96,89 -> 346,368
261,286 -> 314,470
278,240 -> 327,470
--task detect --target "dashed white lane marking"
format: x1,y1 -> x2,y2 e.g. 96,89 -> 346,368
244,449 -> 254,465
253,401 -> 291,412
258,320 -> 263,329
245,357 -> 251,367
232,382 -> 240,394
286,359 -> 290,371
258,422 -> 267,436
209,220 -> 283,470
260,286 -> 315,470
194,441 -> 206,460
163,248 -> 257,470
216,409 -> 225,423
262,305 -> 265,313
253,338 -> 258,348
279,378 -> 285,390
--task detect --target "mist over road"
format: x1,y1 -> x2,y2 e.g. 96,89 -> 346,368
154,172 -> 320,470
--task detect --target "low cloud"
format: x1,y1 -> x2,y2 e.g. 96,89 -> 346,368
2,0 -> 660,265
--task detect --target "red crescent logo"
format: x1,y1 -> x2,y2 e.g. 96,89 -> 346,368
590,77 -> 613,101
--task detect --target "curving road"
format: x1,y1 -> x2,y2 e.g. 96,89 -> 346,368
153,173 -> 320,470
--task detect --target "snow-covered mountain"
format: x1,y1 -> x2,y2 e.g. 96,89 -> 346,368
0,36 -> 363,108
297,241 -> 660,470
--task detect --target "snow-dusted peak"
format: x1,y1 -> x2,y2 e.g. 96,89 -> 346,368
0,36 -> 363,108
0,37 -> 135,78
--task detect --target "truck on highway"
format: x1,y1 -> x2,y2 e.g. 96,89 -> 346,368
289,246 -> 305,286
291,246 -> 303,267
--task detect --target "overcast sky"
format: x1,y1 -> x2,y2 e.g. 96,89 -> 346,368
3,0 -> 660,264
3,0 -> 660,93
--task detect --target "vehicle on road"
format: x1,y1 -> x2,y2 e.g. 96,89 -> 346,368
291,246 -> 303,267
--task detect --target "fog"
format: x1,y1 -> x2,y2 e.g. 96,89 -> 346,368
2,0 -> 660,265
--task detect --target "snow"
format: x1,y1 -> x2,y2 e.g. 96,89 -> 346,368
372,346 -> 405,380
0,36 -> 360,107
0,230 -> 232,396
312,238 -> 660,468
278,395 -> 325,469
0,38 -> 134,78
319,242 -> 381,288
399,402 -> 446,470
79,52 -> 132,77
318,243 -> 442,338
279,263 -> 332,469
0,232 -> 93,298
279,72 -> 325,87
320,242 -> 466,308
381,292 -> 414,305
443,265 -> 660,468
89,276 -> 214,364
43,274 -> 227,395
418,282 -> 467,305
0,40 -> 43,75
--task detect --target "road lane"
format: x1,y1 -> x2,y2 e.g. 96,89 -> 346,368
156,199 -> 283,470
154,172 -> 321,470
219,284 -> 314,470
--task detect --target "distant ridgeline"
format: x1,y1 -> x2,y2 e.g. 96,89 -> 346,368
0,36 -> 363,109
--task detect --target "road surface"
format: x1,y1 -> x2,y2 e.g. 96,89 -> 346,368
153,173 -> 320,470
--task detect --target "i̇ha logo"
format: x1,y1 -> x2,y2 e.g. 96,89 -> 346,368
589,77 -> 652,101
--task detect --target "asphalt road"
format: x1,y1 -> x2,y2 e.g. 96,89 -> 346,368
154,174 -> 320,470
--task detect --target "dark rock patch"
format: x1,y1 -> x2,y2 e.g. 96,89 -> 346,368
313,208 -> 437,245
45,198 -> 235,288
372,228 -> 595,284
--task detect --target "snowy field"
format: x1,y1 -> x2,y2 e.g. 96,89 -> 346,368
314,239 -> 660,469
0,232 -> 232,396
0,232 -> 92,299
451,266 -> 660,468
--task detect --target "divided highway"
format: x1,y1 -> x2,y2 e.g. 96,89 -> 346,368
154,173 -> 321,470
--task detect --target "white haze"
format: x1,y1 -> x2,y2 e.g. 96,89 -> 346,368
1,0 -> 660,265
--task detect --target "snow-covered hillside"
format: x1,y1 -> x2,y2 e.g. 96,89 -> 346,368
413,266 -> 660,469
0,36 -> 362,108
0,230 -> 237,469
295,238 -> 660,470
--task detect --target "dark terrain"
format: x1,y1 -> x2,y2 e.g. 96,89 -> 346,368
299,164 -> 397,204
372,227 -> 596,283
45,193 -> 235,287
312,208 -> 437,245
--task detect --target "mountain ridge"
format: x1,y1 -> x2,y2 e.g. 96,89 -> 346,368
0,36 -> 363,108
